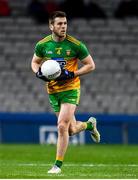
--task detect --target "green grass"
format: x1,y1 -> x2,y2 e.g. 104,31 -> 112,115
0,144 -> 138,178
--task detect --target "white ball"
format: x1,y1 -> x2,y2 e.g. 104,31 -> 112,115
41,60 -> 61,80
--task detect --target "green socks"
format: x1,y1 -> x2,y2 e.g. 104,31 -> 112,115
55,160 -> 63,168
86,122 -> 93,131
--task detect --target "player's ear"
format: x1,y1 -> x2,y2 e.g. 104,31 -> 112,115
49,23 -> 54,31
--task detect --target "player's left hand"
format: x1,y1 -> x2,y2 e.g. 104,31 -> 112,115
56,69 -> 74,81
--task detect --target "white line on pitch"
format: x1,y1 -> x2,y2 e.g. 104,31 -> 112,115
16,163 -> 138,167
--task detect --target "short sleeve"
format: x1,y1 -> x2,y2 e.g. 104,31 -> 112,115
77,42 -> 90,60
35,43 -> 44,57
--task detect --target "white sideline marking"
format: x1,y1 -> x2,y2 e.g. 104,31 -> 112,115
17,163 -> 138,167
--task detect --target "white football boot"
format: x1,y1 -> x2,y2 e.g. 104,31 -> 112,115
47,165 -> 61,174
87,117 -> 100,143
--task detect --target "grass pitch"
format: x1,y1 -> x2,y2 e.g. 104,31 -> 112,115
0,144 -> 138,179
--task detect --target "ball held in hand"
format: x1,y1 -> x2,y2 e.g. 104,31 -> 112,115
41,60 -> 61,80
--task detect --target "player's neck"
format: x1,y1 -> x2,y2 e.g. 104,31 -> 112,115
52,34 -> 66,42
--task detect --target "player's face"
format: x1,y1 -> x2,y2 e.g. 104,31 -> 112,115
51,17 -> 67,38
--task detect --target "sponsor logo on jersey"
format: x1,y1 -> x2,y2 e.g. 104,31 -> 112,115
51,57 -> 66,68
46,51 -> 53,54
52,57 -> 64,60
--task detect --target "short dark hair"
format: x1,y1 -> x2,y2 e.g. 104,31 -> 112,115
49,11 -> 66,24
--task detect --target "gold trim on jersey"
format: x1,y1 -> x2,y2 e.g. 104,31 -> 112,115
66,35 -> 80,46
38,35 -> 52,44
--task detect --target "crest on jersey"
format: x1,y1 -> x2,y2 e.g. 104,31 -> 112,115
66,50 -> 71,56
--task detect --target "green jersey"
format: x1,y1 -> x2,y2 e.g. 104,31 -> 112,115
35,34 -> 89,94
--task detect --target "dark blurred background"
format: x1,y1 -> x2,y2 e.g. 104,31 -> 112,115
0,0 -> 138,144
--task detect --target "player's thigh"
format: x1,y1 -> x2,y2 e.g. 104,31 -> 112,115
55,107 -> 76,130
58,103 -> 76,125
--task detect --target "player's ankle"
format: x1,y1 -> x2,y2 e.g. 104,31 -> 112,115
55,160 -> 63,168
86,122 -> 93,131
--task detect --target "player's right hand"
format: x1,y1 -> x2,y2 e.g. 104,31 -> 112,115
56,69 -> 74,81
36,67 -> 50,82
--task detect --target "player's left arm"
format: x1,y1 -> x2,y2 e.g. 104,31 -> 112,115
74,55 -> 95,77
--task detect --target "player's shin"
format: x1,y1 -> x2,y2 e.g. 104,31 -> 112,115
55,124 -> 69,168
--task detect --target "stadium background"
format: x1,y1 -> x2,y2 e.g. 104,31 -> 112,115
0,0 -> 138,144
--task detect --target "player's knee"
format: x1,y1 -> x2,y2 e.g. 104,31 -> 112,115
58,122 -> 68,134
